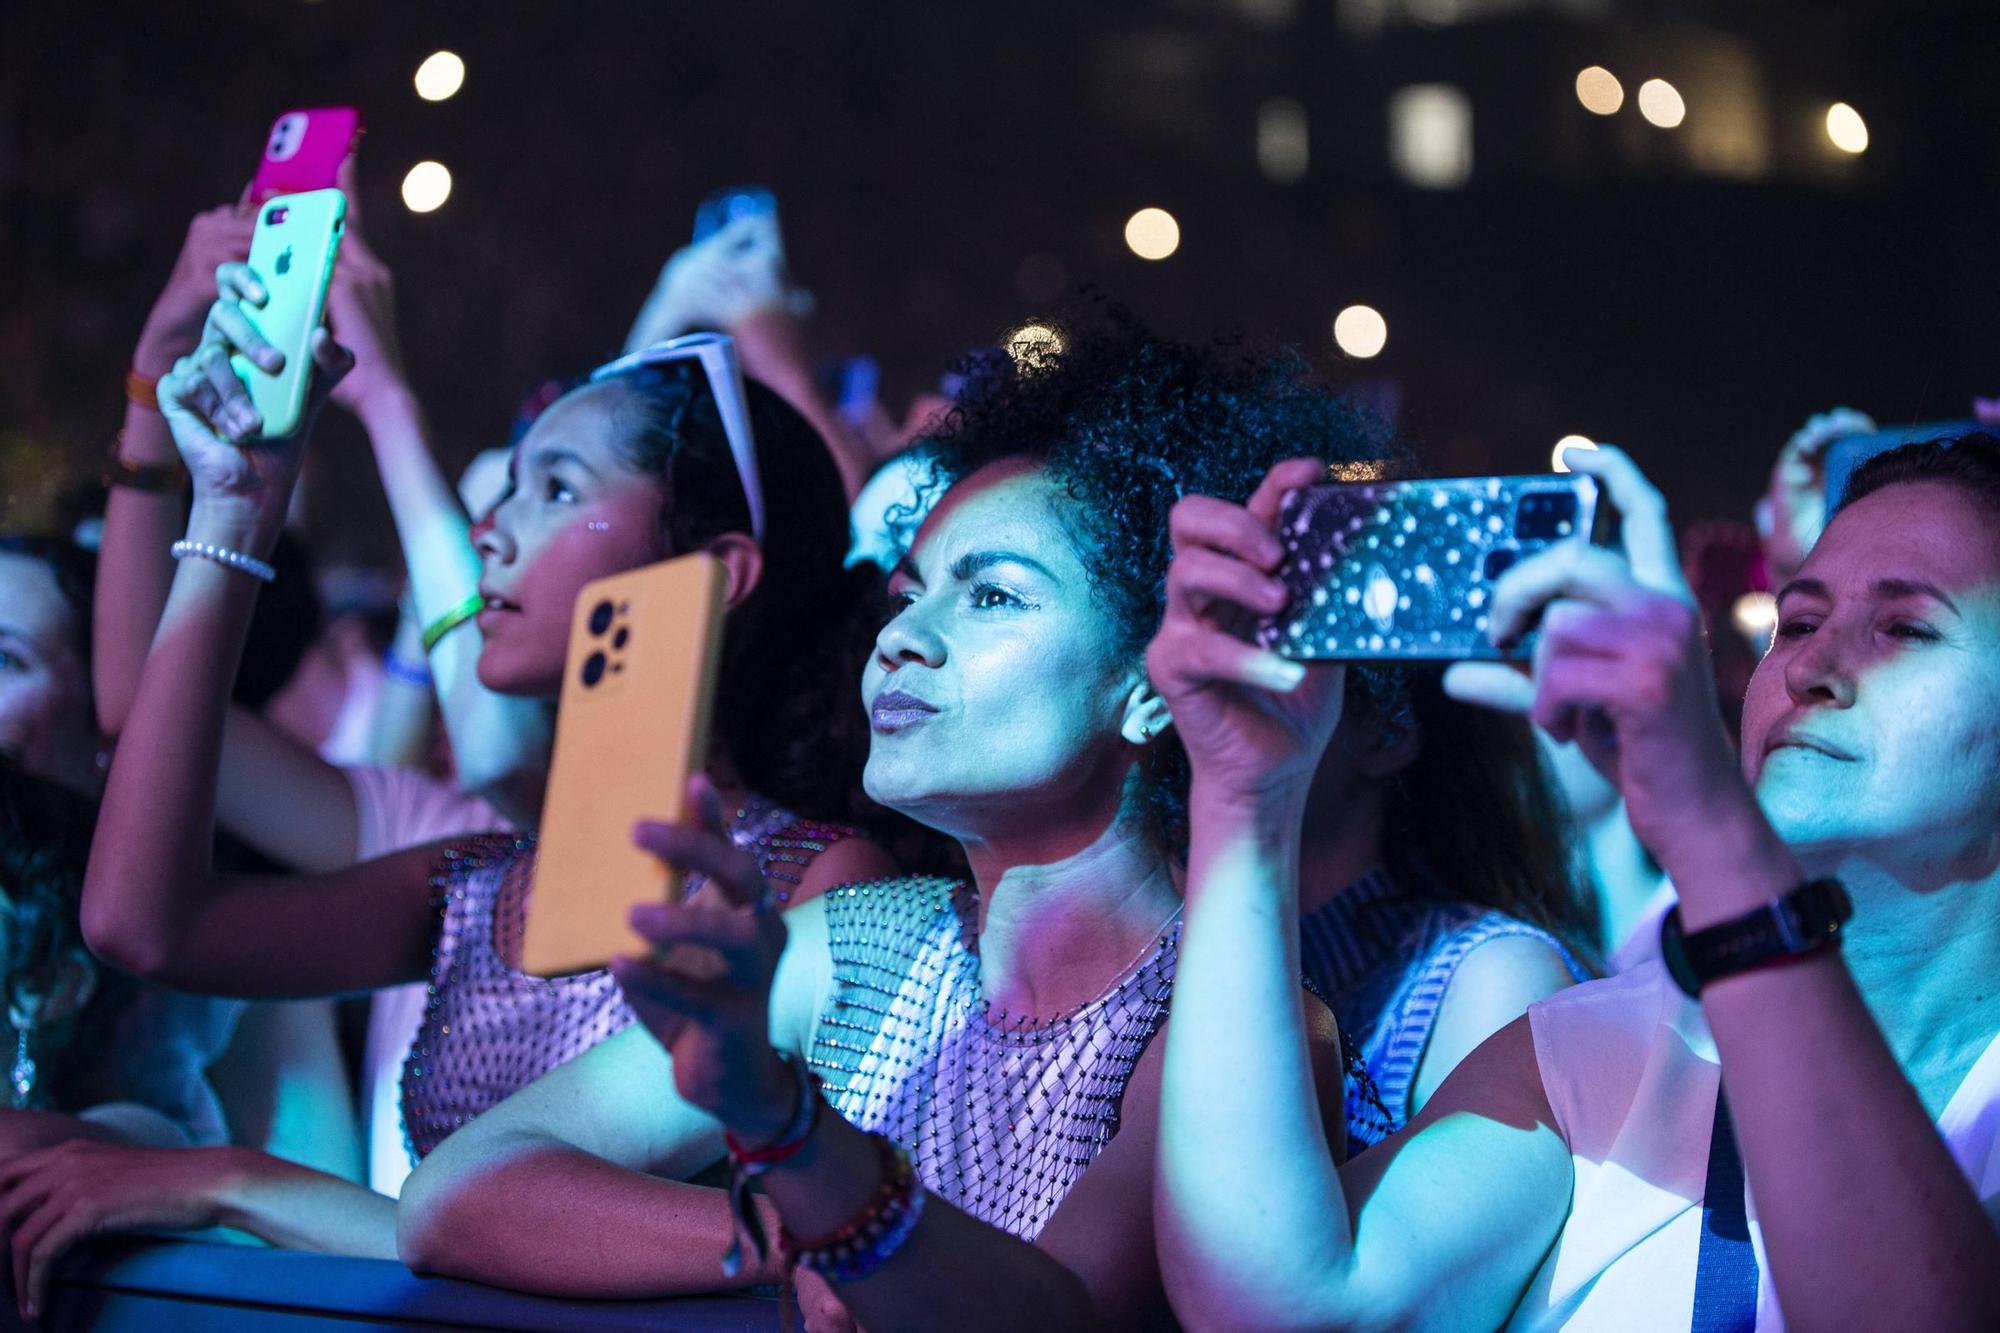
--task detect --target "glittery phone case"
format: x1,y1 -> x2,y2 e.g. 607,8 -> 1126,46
1256,475 -> 1601,662
525,553 -> 727,976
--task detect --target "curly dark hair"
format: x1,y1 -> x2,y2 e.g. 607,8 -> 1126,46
904,307 -> 1590,954
587,363 -> 875,826
916,304 -> 1388,857
0,758 -> 135,1110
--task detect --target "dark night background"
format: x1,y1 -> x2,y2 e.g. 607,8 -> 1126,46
3,0 -> 1996,566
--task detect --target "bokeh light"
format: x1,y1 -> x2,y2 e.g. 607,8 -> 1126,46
1003,322 -> 1065,366
1332,305 -> 1388,359
1825,102 -> 1869,154
1257,97 -> 1310,183
1637,79 -> 1686,129
1123,207 -> 1181,261
414,51 -> 466,102
1575,67 -> 1624,116
1551,435 -> 1599,472
401,161 -> 453,213
1732,590 -> 1779,650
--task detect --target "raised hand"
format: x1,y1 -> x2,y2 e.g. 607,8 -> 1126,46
156,263 -> 352,533
1444,445 -> 1745,869
326,229 -> 410,420
625,214 -> 809,353
1756,406 -> 1876,585
1145,457 -> 1346,805
607,775 -> 800,1147
132,202 -> 256,379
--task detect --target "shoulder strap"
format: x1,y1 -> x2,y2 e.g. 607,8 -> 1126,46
1692,1089 -> 1761,1332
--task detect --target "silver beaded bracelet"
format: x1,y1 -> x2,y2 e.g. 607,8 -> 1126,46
170,539 -> 276,583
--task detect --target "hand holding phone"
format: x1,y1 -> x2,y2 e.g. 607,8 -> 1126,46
525,555 -> 729,977
229,190 -> 347,440
1257,474 -> 1605,662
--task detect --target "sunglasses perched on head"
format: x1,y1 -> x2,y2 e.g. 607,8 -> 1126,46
589,333 -> 766,542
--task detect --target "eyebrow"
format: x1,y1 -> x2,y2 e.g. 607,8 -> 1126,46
529,445 -> 599,477
1777,576 -> 1961,614
892,549 -> 1062,586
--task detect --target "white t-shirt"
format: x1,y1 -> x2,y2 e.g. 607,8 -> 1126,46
1510,961 -> 2000,1331
341,764 -> 509,1196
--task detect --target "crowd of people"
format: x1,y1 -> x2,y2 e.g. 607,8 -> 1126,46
0,156 -> 1996,1333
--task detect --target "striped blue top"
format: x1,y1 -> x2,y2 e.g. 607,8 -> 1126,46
1301,868 -> 1589,1156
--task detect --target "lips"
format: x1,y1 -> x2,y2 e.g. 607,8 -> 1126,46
475,588 -> 522,630
870,688 -> 938,733
1763,729 -> 1856,762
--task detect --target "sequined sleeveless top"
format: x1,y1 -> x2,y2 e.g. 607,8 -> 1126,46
808,877 -> 1179,1242
401,796 -> 853,1162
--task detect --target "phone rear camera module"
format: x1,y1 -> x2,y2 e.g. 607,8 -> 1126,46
581,651 -> 608,688
1483,548 -> 1520,581
1515,490 -> 1580,543
588,600 -> 615,636
266,206 -> 290,225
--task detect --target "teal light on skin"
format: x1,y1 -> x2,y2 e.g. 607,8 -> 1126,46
1743,481 -> 2000,884
862,460 -> 1150,846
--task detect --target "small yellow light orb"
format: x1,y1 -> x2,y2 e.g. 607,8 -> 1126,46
1124,208 -> 1181,261
1332,305 -> 1388,359
1575,67 -> 1624,116
401,161 -> 453,213
1637,78 -> 1686,129
1825,102 -> 1869,154
1551,435 -> 1598,473
414,51 -> 466,102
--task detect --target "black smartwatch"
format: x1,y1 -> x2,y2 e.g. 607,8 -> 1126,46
1659,877 -> 1852,998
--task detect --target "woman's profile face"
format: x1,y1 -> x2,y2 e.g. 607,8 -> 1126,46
1741,480 -> 2000,868
473,383 -> 671,697
861,459 -> 1141,835
0,553 -> 97,794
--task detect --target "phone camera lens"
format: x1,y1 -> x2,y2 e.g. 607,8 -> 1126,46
581,651 -> 608,687
1483,548 -> 1519,581
588,600 -> 615,636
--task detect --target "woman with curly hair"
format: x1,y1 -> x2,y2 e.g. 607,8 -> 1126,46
395,313 -> 1367,1325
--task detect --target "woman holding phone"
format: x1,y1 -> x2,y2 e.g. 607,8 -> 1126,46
396,316 -> 1371,1328
1151,436 -> 2000,1331
7,257 -> 891,1306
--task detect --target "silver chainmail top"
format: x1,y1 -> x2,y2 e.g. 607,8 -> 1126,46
808,877 -> 1180,1242
401,795 -> 852,1162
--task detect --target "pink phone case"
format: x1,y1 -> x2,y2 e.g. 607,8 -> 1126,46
251,107 -> 363,203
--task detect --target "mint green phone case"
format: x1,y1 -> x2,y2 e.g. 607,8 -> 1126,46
231,188 -> 346,440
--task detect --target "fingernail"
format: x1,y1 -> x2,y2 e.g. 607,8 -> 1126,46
1257,655 -> 1308,691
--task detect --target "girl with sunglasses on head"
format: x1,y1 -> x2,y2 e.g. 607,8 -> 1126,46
43,260 -> 892,1289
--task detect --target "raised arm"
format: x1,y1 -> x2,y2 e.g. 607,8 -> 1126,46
1453,445 -> 2000,1331
80,265 -> 442,998
625,215 -> 872,498
1148,462 -> 1572,1333
324,226 -> 551,825
95,201 -> 374,873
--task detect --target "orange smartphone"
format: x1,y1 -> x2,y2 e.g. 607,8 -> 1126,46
523,553 -> 728,977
